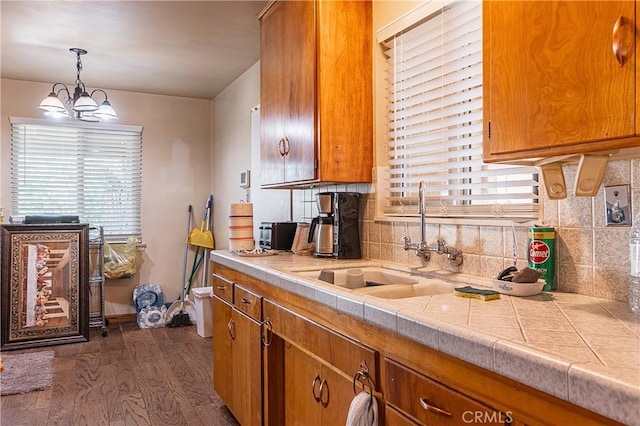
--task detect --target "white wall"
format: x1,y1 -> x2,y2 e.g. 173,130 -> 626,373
211,62 -> 290,250
1,78 -> 212,315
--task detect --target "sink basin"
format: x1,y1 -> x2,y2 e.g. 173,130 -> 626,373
292,266 -> 456,299
354,280 -> 455,299
296,266 -> 418,287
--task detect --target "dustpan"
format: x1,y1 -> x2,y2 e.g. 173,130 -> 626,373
188,220 -> 214,248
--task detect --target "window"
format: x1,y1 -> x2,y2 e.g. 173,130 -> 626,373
10,117 -> 143,241
378,1 -> 538,220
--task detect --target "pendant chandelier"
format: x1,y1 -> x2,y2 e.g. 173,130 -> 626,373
37,48 -> 118,122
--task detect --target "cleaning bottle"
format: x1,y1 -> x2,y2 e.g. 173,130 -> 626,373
630,211 -> 640,313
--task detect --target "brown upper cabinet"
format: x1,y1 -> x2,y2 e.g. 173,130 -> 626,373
483,1 -> 640,163
259,0 -> 373,188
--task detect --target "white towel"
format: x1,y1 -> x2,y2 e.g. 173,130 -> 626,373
346,391 -> 378,426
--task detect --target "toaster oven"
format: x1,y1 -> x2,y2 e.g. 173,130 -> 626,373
258,222 -> 298,250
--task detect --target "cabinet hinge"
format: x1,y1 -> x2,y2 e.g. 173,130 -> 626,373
487,121 -> 491,140
314,158 -> 318,170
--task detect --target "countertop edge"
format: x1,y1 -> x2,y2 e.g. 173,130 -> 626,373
210,251 -> 640,425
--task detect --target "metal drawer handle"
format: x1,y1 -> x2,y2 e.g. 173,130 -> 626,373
612,16 -> 627,66
216,285 -> 226,291
261,318 -> 273,347
241,297 -> 252,304
319,378 -> 329,408
419,397 -> 452,417
312,374 -> 321,402
227,318 -> 236,340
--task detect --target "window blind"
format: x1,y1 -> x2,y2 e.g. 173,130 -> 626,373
10,117 -> 143,241
380,1 -> 539,219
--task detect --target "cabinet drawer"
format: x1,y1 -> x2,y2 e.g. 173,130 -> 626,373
234,284 -> 262,321
212,273 -> 233,304
385,359 -> 507,426
263,299 -> 377,381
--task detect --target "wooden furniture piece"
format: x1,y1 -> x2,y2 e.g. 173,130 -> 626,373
88,225 -> 108,336
384,358 -> 510,426
263,299 -> 378,425
212,274 -> 263,426
258,0 -> 373,188
211,261 -> 621,426
483,1 -> 640,163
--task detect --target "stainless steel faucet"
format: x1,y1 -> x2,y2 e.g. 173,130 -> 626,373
402,181 -> 463,266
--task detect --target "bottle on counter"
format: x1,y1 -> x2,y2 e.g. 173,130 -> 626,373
630,211 -> 640,313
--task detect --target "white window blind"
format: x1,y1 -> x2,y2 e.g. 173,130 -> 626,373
380,1 -> 539,219
10,117 -> 143,241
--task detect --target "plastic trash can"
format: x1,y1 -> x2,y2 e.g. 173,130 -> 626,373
191,287 -> 213,337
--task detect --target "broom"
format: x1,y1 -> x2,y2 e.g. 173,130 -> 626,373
167,205 -> 195,327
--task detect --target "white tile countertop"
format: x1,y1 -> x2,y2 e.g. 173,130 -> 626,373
210,250 -> 640,425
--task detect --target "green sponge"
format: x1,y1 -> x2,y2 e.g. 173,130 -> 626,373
453,286 -> 500,301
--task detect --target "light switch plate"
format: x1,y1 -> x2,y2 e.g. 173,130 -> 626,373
604,184 -> 631,226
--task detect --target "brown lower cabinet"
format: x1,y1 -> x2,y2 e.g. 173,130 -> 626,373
263,298 -> 378,425
212,276 -> 263,426
211,262 -> 622,426
385,359 -> 511,426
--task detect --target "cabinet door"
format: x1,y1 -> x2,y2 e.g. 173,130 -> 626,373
232,308 -> 263,426
484,1 -> 636,160
281,0 -> 316,184
260,0 -> 286,186
283,342 -> 354,426
212,297 -> 263,426
260,0 -> 316,186
318,362 -> 355,426
284,342 -> 322,425
212,297 -> 233,406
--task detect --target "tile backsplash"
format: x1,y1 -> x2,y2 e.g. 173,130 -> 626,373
293,158 -> 639,304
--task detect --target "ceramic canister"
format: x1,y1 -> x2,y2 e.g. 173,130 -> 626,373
228,202 -> 254,251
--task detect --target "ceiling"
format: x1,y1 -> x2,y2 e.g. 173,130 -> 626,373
1,1 -> 269,100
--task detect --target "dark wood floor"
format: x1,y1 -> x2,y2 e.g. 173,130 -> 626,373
0,323 -> 239,426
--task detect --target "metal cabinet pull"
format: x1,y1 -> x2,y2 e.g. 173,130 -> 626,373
278,137 -> 286,156
283,136 -> 291,156
312,374 -> 321,402
612,16 -> 627,67
419,397 -> 452,417
319,378 -> 329,408
227,318 -> 236,340
216,285 -> 226,291
261,318 -> 273,347
241,297 -> 251,304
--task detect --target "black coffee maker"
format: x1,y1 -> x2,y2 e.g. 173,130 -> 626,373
309,192 -> 361,259
332,192 -> 362,259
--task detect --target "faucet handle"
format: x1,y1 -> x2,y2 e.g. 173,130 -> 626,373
401,236 -> 412,249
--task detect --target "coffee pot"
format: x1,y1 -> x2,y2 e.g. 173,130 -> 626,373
308,193 -> 335,257
308,192 -> 361,259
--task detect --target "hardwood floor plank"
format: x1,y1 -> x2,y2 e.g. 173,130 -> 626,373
113,358 -> 140,395
74,400 -> 110,426
117,392 -> 151,425
0,324 -> 237,426
149,408 -> 189,426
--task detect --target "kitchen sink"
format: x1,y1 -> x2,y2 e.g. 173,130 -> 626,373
354,280 -> 455,299
296,266 -> 418,287
293,266 -> 456,299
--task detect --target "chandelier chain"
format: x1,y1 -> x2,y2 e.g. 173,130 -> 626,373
75,52 -> 83,86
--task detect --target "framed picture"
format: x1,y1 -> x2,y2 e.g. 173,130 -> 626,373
1,224 -> 89,350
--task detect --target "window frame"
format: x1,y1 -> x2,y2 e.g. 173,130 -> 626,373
9,116 -> 143,242
374,0 -> 540,223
